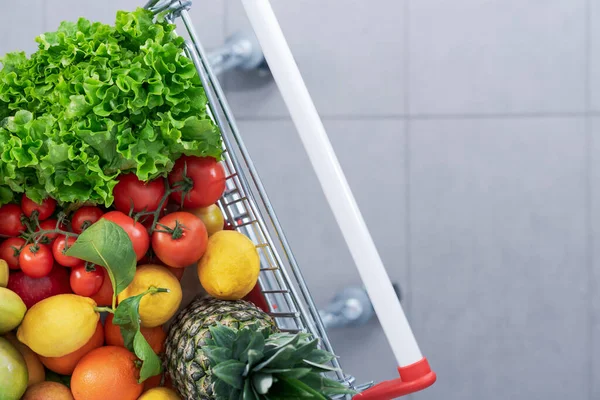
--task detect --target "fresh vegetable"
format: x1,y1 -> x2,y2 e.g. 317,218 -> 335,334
7,266 -> 71,308
19,244 -> 53,278
70,265 -> 105,297
4,333 -> 46,387
71,207 -> 104,234
117,264 -> 182,328
52,236 -> 81,267
198,230 -> 260,300
101,211 -> 149,261
0,287 -> 27,334
37,219 -> 65,242
0,9 -> 222,207
20,195 -> 56,221
0,259 -> 8,287
0,237 -> 25,269
113,174 -> 166,214
187,204 -> 224,236
168,156 -> 226,208
151,211 -> 207,268
89,267 -> 114,307
0,337 -> 28,400
17,294 -> 100,358
0,204 -> 25,237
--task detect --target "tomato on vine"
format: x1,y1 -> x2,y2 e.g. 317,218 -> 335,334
37,219 -> 67,243
168,156 -> 226,208
151,211 -> 208,268
101,211 -> 149,261
0,204 -> 26,237
71,206 -> 104,234
70,265 -> 105,297
21,195 -> 56,221
52,235 -> 81,268
19,243 -> 54,278
113,174 -> 166,215
0,237 -> 26,269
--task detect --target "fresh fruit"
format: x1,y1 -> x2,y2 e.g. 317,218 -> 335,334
4,333 -> 45,387
113,174 -> 166,214
37,219 -> 66,242
117,264 -> 182,328
21,195 -> 56,221
168,156 -> 226,208
142,373 -> 163,393
0,204 -> 26,237
17,294 -> 100,358
71,346 -> 143,400
197,230 -> 260,300
151,212 -> 207,268
19,244 -> 54,278
21,381 -> 74,400
0,237 -> 25,269
138,387 -> 179,400
40,322 -> 104,375
104,314 -> 166,354
53,236 -> 82,268
166,297 -> 354,399
0,336 -> 28,400
0,259 -> 8,287
165,297 -> 277,398
89,267 -> 114,307
7,266 -> 71,308
187,204 -> 224,237
71,207 -> 104,234
101,211 -> 149,261
70,265 -> 104,297
166,265 -> 185,281
0,287 -> 27,334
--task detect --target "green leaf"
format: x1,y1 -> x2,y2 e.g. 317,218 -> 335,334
242,379 -> 258,400
261,367 -> 312,379
65,219 -> 136,296
209,324 -> 237,349
304,349 -> 337,365
302,359 -> 339,373
232,328 -> 254,360
244,349 -> 264,377
254,345 -> 296,371
212,360 -> 246,390
203,345 -> 233,365
299,372 -> 358,396
268,376 -> 327,400
252,373 -> 274,395
134,330 -> 162,382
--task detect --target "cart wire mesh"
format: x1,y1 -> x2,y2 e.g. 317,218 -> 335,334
144,0 -> 363,392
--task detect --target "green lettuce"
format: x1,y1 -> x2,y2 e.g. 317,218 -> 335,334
0,8 -> 221,206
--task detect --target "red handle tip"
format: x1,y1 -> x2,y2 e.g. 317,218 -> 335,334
352,357 -> 436,400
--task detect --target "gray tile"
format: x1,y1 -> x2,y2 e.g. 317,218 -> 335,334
409,0 -> 586,115
224,0 -> 406,118
236,118 -> 407,384
409,118 -> 588,400
0,0 -> 44,56
44,0 -> 225,49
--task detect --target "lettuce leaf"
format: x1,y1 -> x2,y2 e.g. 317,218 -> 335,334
0,8 -> 221,206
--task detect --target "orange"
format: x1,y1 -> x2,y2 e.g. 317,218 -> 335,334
22,381 -> 74,399
90,267 -> 114,307
104,314 -> 166,354
71,346 -> 142,400
40,321 -> 104,375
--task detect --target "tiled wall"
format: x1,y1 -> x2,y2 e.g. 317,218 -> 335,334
0,1 -> 594,399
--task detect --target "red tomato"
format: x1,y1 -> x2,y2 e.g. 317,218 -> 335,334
90,266 -> 114,307
113,174 -> 166,215
21,195 -> 56,221
70,265 -> 105,297
71,206 -> 104,234
37,219 -> 67,243
168,156 -> 226,208
19,243 -> 54,278
52,235 -> 81,268
0,237 -> 26,270
151,212 -> 208,268
101,211 -> 149,261
0,204 -> 26,237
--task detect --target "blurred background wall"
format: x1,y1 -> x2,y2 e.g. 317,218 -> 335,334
0,1 -> 593,399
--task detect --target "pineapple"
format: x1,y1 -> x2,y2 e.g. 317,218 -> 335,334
165,296 -> 356,399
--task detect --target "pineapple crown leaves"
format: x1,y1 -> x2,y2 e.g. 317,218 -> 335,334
204,324 -> 357,400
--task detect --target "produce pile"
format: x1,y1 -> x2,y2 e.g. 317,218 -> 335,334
0,8 -> 355,400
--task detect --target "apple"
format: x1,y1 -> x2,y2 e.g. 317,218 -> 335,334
8,265 -> 72,308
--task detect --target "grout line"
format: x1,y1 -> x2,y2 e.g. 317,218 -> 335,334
585,0 -> 594,397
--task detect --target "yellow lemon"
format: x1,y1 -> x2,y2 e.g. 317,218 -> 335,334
118,265 -> 182,328
0,259 -> 8,287
17,294 -> 99,358
197,230 -> 260,300
138,387 -> 180,399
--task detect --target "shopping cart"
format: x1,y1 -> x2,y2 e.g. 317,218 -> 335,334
144,1 -> 437,398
